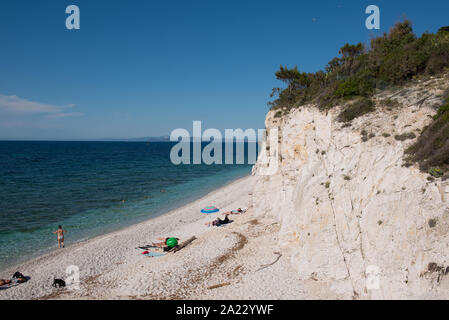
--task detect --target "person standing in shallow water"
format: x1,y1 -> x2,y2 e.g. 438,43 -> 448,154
53,225 -> 67,248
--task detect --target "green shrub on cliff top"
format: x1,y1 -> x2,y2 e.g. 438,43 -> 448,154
268,20 -> 449,174
406,96 -> 449,171
338,98 -> 375,122
269,20 -> 449,111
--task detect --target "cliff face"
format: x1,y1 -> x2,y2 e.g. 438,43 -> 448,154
252,75 -> 449,299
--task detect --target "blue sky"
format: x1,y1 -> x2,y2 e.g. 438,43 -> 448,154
0,0 -> 448,140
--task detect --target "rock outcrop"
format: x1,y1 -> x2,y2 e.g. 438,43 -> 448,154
252,75 -> 449,299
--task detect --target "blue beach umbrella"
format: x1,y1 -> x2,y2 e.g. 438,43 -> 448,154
201,206 -> 219,214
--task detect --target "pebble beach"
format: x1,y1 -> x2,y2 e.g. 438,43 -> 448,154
0,176 -> 305,300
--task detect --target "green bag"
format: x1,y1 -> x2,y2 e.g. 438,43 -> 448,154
166,237 -> 178,248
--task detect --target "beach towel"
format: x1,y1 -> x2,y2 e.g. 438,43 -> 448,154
0,284 -> 17,290
143,252 -> 166,258
0,280 -> 21,290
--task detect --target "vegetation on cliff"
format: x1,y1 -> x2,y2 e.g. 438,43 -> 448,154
269,21 -> 449,112
269,21 -> 449,175
406,89 -> 449,175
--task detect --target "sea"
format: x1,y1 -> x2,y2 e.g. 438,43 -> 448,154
0,141 -> 255,270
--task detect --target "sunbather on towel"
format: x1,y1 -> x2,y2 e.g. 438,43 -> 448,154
152,237 -> 179,249
0,279 -> 11,286
221,208 -> 245,215
206,214 -> 231,227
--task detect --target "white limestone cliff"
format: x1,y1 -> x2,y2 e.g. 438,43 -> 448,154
251,75 -> 449,299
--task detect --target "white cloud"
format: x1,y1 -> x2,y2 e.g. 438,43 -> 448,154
45,112 -> 83,119
0,94 -> 82,118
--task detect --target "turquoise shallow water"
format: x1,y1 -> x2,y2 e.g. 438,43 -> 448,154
0,141 -> 254,270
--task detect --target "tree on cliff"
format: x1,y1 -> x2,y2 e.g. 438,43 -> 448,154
269,20 -> 449,111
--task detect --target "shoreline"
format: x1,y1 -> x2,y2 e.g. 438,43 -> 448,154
2,174 -> 288,299
0,173 -> 251,274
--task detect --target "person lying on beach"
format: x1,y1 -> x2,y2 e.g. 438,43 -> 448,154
221,208 -> 245,215
12,272 -> 27,283
205,214 -> 232,227
52,225 -> 67,248
0,279 -> 11,286
152,237 -> 179,249
0,272 -> 28,287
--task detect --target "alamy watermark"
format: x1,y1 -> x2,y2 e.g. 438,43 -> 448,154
169,121 -> 279,175
365,5 -> 380,30
366,265 -> 381,291
66,5 -> 80,30
65,264 -> 80,290
63,5 -> 380,31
